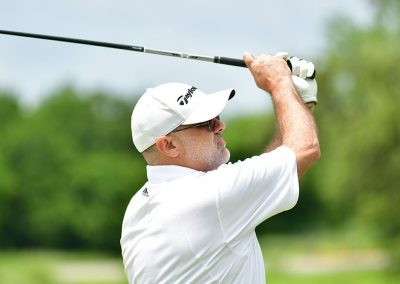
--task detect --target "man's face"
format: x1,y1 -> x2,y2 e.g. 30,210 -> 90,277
172,117 -> 230,171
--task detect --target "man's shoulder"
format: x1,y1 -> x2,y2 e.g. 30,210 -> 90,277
215,146 -> 295,171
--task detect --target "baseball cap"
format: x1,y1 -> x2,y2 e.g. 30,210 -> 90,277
131,82 -> 235,152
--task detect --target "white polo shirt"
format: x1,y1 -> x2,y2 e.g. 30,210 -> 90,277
121,146 -> 299,283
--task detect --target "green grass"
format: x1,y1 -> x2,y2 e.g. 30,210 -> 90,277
259,231 -> 400,284
267,271 -> 400,284
0,250 -> 127,284
0,231 -> 399,284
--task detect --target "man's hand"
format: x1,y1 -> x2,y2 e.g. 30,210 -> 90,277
292,76 -> 318,108
276,53 -> 318,106
243,52 -> 294,96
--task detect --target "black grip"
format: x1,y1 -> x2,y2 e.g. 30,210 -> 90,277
215,55 -> 316,79
214,56 -> 247,68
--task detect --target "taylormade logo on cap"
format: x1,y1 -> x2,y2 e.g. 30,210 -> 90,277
131,82 -> 235,152
177,86 -> 197,105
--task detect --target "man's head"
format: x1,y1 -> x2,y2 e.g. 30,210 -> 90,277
131,83 -> 235,171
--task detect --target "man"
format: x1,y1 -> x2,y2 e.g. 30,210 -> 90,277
121,52 -> 320,283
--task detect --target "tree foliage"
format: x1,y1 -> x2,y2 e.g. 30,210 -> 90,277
0,87 -> 147,251
313,0 -> 400,267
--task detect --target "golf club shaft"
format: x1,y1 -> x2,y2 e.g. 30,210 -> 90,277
0,29 -> 316,78
0,29 -> 246,68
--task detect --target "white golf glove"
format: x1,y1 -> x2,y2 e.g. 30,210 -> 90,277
275,52 -> 318,105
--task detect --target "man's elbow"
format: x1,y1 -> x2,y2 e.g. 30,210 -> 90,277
304,140 -> 321,167
295,141 -> 321,178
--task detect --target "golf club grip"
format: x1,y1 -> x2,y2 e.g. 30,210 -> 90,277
216,56 -> 316,79
214,57 -> 247,68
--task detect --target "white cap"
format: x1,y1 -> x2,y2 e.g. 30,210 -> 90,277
131,82 -> 235,152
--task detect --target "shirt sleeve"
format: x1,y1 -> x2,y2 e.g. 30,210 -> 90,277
211,146 -> 299,244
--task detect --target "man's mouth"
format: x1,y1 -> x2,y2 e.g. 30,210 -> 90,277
215,134 -> 226,148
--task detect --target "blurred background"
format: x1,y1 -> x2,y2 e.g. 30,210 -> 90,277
0,0 -> 399,283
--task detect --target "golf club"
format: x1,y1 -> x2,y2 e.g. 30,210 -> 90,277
0,29 -> 315,79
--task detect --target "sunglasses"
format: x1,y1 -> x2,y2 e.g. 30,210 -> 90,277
171,116 -> 221,133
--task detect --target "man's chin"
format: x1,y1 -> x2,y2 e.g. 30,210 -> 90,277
221,148 -> 230,165
209,149 -> 230,171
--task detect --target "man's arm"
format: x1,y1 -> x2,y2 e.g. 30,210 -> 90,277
243,53 -> 320,177
266,101 -> 315,153
266,133 -> 282,153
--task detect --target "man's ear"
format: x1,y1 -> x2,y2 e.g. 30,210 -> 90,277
155,136 -> 181,158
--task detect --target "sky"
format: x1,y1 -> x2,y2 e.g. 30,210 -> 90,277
0,0 -> 373,117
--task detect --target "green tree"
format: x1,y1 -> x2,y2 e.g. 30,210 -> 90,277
0,93 -> 21,245
0,87 -> 147,251
313,0 -> 400,268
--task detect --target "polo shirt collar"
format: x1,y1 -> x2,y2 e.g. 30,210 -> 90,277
147,165 -> 201,183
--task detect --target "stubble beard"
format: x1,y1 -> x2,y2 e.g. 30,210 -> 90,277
183,137 -> 230,171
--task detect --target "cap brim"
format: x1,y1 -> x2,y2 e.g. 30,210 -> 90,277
182,89 -> 235,125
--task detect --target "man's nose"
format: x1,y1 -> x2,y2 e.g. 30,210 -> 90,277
214,118 -> 225,133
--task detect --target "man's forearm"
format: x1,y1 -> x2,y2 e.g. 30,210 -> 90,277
266,101 -> 314,154
272,81 -> 320,177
